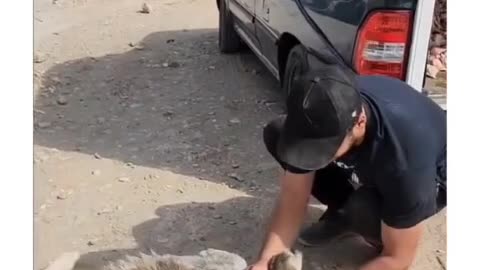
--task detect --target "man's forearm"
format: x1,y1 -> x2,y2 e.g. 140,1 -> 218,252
258,196 -> 307,260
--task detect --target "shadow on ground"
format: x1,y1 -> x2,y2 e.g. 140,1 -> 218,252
34,28 -> 286,196
73,197 -> 377,270
35,28 -> 378,270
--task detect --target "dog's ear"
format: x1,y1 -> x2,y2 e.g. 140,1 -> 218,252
44,252 -> 80,270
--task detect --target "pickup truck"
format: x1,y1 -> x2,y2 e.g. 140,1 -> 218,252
217,0 -> 445,109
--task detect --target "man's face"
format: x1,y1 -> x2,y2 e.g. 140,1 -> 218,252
333,108 -> 367,160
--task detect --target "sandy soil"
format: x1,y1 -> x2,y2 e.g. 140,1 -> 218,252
33,1 -> 446,269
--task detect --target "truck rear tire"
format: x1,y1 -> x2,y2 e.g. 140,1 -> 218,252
282,44 -> 309,97
219,0 -> 242,53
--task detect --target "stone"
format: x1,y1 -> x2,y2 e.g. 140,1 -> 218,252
168,61 -> 180,68
129,103 -> 143,109
38,122 -> 52,129
92,170 -> 101,176
56,193 -> 68,200
56,95 -> 68,105
229,118 -> 241,124
228,173 -> 244,182
163,111 -> 174,117
140,3 -> 152,14
118,177 -> 131,183
129,42 -> 145,50
34,53 -> 46,63
93,153 -> 102,159
126,162 -> 135,168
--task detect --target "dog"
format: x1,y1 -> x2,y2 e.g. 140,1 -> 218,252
43,249 -> 303,270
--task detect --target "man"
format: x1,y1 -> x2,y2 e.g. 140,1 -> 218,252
249,65 -> 446,270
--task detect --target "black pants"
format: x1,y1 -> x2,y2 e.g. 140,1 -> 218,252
263,119 -> 446,242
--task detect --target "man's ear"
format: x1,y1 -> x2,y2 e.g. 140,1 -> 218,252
355,109 -> 367,127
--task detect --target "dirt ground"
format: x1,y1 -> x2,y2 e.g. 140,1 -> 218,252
33,1 -> 446,269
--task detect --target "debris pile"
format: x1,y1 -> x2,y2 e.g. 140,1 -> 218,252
426,0 -> 447,79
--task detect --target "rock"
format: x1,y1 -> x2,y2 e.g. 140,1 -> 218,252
168,61 -> 180,68
229,118 -> 241,124
87,241 -> 95,246
162,62 -> 169,68
166,39 -> 175,44
97,208 -> 112,215
56,191 -> 68,200
140,3 -> 152,14
129,103 -> 143,109
129,42 -> 145,50
156,238 -> 169,244
126,162 -> 135,168
38,122 -> 52,129
232,163 -> 240,169
56,95 -> 68,105
213,214 -> 223,219
176,188 -> 184,194
92,170 -> 101,176
163,111 -> 174,117
228,221 -> 237,225
208,205 -> 215,210
93,153 -> 102,159
199,236 -> 207,242
34,53 -> 46,63
228,173 -> 244,182
208,65 -> 216,70
118,177 -> 131,183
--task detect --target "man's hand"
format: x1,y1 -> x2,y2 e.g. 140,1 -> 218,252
255,170 -> 315,264
360,221 -> 424,270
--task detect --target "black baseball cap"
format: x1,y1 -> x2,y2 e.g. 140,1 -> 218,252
274,65 -> 363,170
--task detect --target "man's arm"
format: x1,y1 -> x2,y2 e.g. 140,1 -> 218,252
257,170 -> 315,261
359,221 -> 424,270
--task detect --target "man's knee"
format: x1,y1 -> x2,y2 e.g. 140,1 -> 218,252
263,118 -> 284,158
344,187 -> 382,241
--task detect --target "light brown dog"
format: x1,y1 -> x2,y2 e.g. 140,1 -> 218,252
43,249 -> 303,270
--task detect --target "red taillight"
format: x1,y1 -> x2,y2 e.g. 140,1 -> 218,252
354,11 -> 413,80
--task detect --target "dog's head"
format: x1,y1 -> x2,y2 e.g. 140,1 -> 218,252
269,250 -> 303,270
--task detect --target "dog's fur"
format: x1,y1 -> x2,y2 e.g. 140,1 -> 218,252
44,249 -> 303,270
268,250 -> 303,270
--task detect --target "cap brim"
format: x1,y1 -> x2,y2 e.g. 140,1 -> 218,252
275,116 -> 345,171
